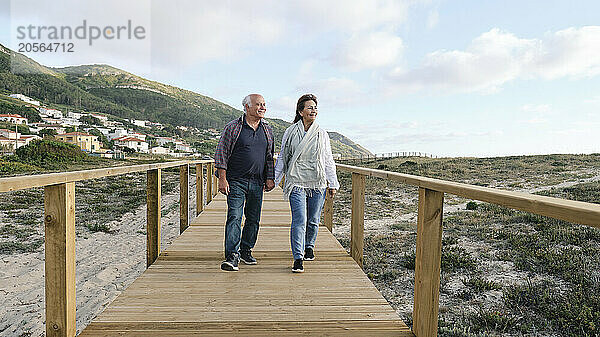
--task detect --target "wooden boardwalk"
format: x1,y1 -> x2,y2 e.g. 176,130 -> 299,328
80,188 -> 413,336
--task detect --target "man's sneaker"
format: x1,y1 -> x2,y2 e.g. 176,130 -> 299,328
220,254 -> 239,271
240,251 -> 257,265
292,259 -> 304,273
303,248 -> 315,261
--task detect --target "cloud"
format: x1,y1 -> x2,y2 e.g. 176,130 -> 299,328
150,1 -> 285,69
427,10 -> 439,29
337,119 -> 503,153
387,26 -> 600,94
520,104 -> 552,113
330,31 -> 404,71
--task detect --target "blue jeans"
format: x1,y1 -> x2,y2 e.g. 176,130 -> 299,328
224,178 -> 263,258
289,187 -> 326,260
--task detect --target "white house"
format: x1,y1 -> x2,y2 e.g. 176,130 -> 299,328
108,127 -> 128,140
89,113 -> 109,126
157,136 -> 182,147
113,136 -> 149,153
30,123 -> 66,135
38,108 -> 63,119
9,94 -> 40,106
67,111 -> 85,120
61,117 -> 82,127
176,143 -> 193,153
0,114 -> 28,125
0,130 -> 40,150
131,119 -> 149,128
0,128 -> 19,139
150,146 -> 169,155
129,132 -> 147,141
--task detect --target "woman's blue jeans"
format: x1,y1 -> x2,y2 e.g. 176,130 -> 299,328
289,187 -> 326,260
224,178 -> 263,258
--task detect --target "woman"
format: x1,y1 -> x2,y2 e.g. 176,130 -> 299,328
274,94 -> 340,273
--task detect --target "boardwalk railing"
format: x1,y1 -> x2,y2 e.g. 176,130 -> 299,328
324,163 -> 600,337
337,152 -> 437,164
0,160 -> 219,337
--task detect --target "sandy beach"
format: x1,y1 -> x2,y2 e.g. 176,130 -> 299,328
0,176 -> 199,336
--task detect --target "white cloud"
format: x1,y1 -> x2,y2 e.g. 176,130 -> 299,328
427,10 -> 439,29
150,1 -> 285,69
387,26 -> 600,94
520,104 -> 552,113
330,31 -> 404,71
296,77 -> 365,107
288,0 -> 412,33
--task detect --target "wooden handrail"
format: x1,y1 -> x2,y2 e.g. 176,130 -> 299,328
324,162 -> 600,337
336,163 -> 600,228
0,159 -> 211,193
0,158 -> 216,337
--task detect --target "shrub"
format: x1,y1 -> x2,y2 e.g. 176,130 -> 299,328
466,201 -> 478,210
13,139 -> 88,169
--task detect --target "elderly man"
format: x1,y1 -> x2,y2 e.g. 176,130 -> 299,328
214,94 -> 275,271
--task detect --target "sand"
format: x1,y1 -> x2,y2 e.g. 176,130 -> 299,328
0,176 -> 200,337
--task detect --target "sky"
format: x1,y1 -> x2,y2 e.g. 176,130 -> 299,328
1,0 -> 599,157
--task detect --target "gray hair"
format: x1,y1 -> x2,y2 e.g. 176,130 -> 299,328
242,95 -> 252,113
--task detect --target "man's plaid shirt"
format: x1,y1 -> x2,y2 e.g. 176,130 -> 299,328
214,115 -> 275,182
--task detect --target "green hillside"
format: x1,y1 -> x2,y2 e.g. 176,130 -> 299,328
0,43 -> 372,156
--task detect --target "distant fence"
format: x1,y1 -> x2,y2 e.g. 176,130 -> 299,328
337,152 -> 437,164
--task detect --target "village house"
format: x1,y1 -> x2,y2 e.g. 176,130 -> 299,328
55,132 -> 101,152
0,114 -> 28,125
29,123 -> 66,135
89,113 -> 109,126
0,129 -> 41,150
113,136 -> 149,153
149,146 -> 169,155
38,108 -> 63,119
9,94 -> 40,106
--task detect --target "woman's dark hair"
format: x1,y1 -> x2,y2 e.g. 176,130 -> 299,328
294,94 -> 318,123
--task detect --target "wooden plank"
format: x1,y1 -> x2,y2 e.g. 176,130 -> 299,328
44,182 -> 76,337
180,164 -> 189,234
147,169 -> 161,268
79,187 -> 411,336
323,190 -> 334,232
413,188 -> 443,337
350,173 -> 365,267
336,164 -> 600,228
196,163 -> 204,215
0,160 -> 211,193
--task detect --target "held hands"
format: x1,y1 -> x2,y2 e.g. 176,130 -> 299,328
327,188 -> 337,198
218,177 -> 229,195
265,179 -> 275,192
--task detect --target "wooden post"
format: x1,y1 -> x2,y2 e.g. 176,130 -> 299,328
413,187 -> 444,337
196,163 -> 204,215
44,182 -> 76,337
206,163 -> 213,204
212,165 -> 218,197
350,173 -> 365,267
323,190 -> 334,232
147,169 -> 161,268
179,164 -> 189,234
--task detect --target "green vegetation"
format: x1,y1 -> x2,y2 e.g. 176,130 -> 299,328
4,139 -> 102,170
332,155 -> 600,337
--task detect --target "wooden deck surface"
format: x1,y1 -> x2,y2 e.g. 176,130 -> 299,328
80,188 -> 413,336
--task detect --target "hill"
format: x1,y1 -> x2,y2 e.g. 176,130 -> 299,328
0,43 -> 372,156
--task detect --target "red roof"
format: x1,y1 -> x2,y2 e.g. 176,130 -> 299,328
0,128 -> 17,133
0,114 -> 25,118
116,137 -> 146,143
58,132 -> 94,137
